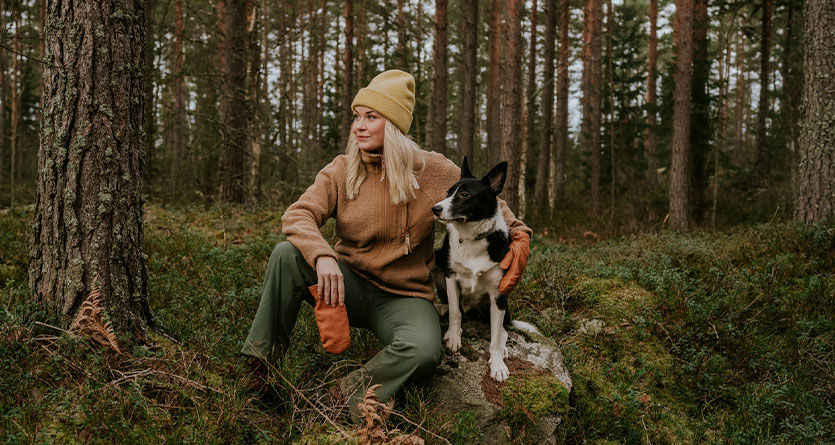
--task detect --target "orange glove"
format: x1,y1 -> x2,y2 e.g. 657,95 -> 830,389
498,231 -> 530,295
308,284 -> 350,354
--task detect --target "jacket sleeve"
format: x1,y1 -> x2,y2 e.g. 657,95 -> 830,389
281,158 -> 342,268
432,153 -> 533,239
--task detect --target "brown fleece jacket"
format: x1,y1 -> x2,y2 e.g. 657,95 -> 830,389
281,150 -> 532,301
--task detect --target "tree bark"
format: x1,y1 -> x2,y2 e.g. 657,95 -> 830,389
169,0 -> 187,191
430,0 -> 449,154
606,0 -> 615,214
645,0 -> 658,189
534,0 -> 556,211
220,0 -> 250,202
794,0 -> 834,224
500,0 -> 523,214
487,0 -> 503,167
143,0 -> 156,195
689,0 -> 709,222
755,0 -> 772,175
341,0 -> 354,149
554,0 -> 569,201
458,0 -> 478,165
581,0 -> 602,216
669,0 -> 693,231
10,9 -> 20,207
30,0 -> 152,339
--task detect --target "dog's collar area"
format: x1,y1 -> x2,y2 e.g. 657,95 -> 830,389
459,230 -> 491,244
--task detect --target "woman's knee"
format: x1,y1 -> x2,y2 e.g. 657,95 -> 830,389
269,241 -> 304,268
394,338 -> 442,373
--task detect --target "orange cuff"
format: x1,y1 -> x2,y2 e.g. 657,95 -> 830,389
498,232 -> 530,295
308,284 -> 350,354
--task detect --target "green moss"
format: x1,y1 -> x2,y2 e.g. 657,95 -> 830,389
501,373 -> 570,418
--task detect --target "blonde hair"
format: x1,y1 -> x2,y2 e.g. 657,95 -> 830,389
345,120 -> 425,205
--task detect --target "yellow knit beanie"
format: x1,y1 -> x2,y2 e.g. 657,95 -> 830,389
351,70 -> 415,134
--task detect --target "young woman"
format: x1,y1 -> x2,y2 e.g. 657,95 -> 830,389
241,70 -> 531,419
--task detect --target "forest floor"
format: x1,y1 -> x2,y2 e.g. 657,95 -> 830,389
1,204 -> 833,444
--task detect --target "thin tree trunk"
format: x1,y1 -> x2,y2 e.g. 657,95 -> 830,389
755,0 -> 772,175
487,0 -> 503,167
606,0 -> 615,215
220,0 -> 250,202
690,0 -> 708,222
501,0 -> 523,214
0,0 -> 6,187
794,0 -> 834,224
458,0 -> 478,164
669,0 -> 693,231
170,0 -> 187,191
735,28 -> 745,157
143,0 -> 156,195
554,0 -> 569,202
396,0 -> 406,67
521,0 -> 537,218
31,0 -> 152,338
341,0 -> 354,149
10,10 -> 20,208
713,25 -> 732,230
581,0 -> 602,216
249,0 -> 265,201
431,0 -> 449,154
535,0 -> 556,211
645,0 -> 658,189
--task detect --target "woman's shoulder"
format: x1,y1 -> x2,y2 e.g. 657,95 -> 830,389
318,154 -> 349,176
418,150 -> 459,174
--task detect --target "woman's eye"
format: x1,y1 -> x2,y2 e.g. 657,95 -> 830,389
353,115 -> 359,120
368,115 -> 375,120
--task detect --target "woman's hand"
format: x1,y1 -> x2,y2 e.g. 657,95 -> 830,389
315,256 -> 345,307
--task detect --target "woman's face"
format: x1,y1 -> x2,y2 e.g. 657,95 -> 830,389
352,106 -> 386,153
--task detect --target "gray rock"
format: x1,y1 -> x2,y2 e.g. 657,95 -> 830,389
577,318 -> 606,336
428,321 -> 572,444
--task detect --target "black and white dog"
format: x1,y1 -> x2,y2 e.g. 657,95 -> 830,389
432,158 -> 535,382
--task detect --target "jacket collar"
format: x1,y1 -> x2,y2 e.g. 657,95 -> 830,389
360,150 -> 384,165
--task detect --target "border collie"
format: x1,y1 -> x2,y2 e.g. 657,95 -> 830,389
432,157 -> 533,382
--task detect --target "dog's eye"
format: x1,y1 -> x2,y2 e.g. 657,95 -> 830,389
459,191 -> 470,199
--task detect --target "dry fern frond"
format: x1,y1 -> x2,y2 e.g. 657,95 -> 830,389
70,276 -> 122,354
355,384 -> 426,445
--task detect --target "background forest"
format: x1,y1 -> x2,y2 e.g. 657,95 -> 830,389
0,0 -> 824,229
1,0 -> 833,443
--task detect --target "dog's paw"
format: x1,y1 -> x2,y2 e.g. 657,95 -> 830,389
502,345 -> 509,359
489,356 -> 509,382
443,328 -> 462,352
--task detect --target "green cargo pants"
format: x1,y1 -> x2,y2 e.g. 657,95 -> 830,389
241,241 -> 442,418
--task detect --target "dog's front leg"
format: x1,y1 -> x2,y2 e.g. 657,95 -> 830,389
488,294 -> 510,382
443,276 -> 463,352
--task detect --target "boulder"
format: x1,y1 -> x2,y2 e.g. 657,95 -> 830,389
428,321 -> 572,444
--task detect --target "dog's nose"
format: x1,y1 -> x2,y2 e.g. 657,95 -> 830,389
432,205 -> 442,216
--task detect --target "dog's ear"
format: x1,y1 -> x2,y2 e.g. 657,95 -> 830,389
482,162 -> 507,195
460,156 -> 473,179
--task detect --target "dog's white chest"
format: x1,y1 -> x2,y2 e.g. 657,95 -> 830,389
449,239 -> 503,310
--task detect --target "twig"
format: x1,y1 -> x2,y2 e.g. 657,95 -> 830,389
34,321 -> 70,334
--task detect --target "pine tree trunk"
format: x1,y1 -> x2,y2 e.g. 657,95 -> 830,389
458,0 -> 478,165
581,0 -> 602,216
0,0 -> 6,187
794,0 -> 834,224
501,0 -> 523,214
735,29 -> 745,157
669,0 -> 693,231
487,0 -> 503,167
143,0 -> 156,195
606,0 -> 615,215
30,0 -> 152,339
10,10 -> 20,208
170,0 -> 187,191
249,0 -> 265,201
341,0 -> 354,149
534,0 -> 556,211
689,0 -> 709,222
554,0 -> 569,201
522,0 -> 538,218
755,0 -> 772,175
431,0 -> 449,154
396,0 -> 406,67
645,0 -> 658,189
220,0 -> 249,203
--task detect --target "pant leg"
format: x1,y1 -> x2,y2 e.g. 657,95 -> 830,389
343,294 -> 442,418
241,241 -> 374,362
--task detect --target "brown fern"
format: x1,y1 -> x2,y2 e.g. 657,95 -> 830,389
70,276 -> 122,354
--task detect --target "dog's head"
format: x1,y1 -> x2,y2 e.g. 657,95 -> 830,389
432,157 -> 508,223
